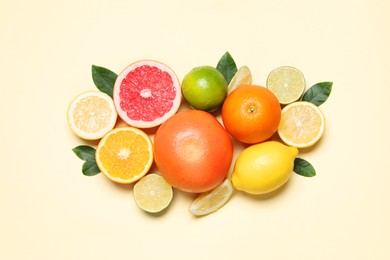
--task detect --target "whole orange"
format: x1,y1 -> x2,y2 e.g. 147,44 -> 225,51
222,85 -> 281,144
153,110 -> 233,193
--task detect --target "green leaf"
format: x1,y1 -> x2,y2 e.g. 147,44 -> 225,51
294,158 -> 316,177
72,145 -> 100,176
216,51 -> 237,84
91,65 -> 118,98
82,160 -> 100,176
72,145 -> 96,161
302,82 -> 333,106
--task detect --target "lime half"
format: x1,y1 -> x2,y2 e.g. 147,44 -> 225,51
133,173 -> 173,213
266,66 -> 305,104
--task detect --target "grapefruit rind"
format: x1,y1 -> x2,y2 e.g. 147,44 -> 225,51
67,91 -> 117,140
113,60 -> 181,128
95,127 -> 153,184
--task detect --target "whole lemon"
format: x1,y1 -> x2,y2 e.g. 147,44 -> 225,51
232,141 -> 298,195
181,66 -> 227,112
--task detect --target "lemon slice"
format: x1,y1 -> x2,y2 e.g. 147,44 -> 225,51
189,178 -> 233,216
133,174 -> 173,213
266,66 -> 305,104
67,91 -> 117,140
278,101 -> 325,148
228,65 -> 252,93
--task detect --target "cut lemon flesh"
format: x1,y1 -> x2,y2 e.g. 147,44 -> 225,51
96,127 -> 153,184
266,66 -> 305,104
189,178 -> 233,216
228,65 -> 252,94
67,91 -> 117,140
278,101 -> 325,148
133,173 -> 173,213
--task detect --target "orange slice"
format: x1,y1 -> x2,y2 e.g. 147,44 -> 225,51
96,127 -> 153,184
67,91 -> 117,140
278,101 -> 325,148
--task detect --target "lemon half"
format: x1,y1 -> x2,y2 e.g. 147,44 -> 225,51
278,101 -> 325,148
67,91 -> 117,140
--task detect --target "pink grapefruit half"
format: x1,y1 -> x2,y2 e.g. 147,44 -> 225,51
113,60 -> 181,128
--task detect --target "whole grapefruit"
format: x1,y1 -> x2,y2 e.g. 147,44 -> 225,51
222,85 -> 281,144
153,110 -> 233,193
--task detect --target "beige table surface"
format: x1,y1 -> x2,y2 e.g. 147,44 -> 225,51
1,0 -> 389,259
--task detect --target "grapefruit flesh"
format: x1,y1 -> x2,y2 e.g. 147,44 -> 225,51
113,60 -> 181,128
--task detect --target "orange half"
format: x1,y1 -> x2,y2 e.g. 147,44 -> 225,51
96,127 -> 153,184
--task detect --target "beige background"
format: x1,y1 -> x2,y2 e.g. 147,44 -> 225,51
1,0 -> 389,259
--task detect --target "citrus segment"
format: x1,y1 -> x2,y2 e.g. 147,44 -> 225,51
113,60 -> 181,128
228,65 -> 252,94
266,66 -> 305,104
189,178 -> 233,216
133,173 -> 173,213
222,85 -> 281,144
278,101 -> 325,148
67,91 -> 117,140
96,127 -> 153,184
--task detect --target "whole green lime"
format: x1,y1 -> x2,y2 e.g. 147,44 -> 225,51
182,66 -> 228,111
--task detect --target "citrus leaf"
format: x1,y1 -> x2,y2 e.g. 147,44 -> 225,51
73,145 -> 100,176
72,145 -> 96,161
302,82 -> 333,106
216,51 -> 237,84
82,160 -> 100,176
92,65 -> 117,98
294,158 -> 316,177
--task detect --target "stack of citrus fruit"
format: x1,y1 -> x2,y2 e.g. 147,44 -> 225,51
68,60 -> 183,213
68,53 -> 332,216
